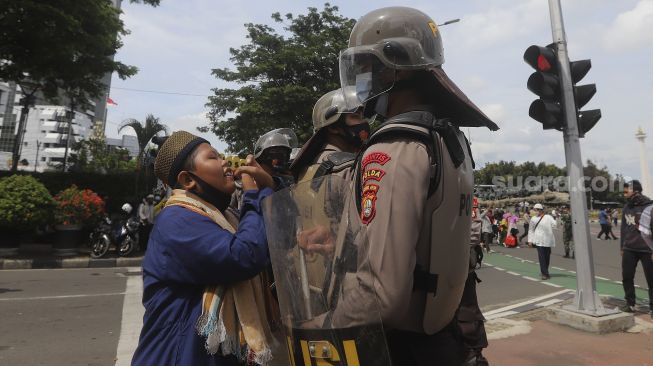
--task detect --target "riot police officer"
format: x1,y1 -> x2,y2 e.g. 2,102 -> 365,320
290,87 -> 369,182
330,7 -> 499,365
253,128 -> 298,189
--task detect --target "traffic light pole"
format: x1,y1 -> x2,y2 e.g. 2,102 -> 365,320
547,0 -> 614,316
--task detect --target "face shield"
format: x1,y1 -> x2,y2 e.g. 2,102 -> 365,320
339,48 -> 396,112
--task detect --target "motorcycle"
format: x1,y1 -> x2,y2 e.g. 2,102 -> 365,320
89,215 -> 140,259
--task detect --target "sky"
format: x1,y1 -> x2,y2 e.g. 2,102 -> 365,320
107,0 -> 653,179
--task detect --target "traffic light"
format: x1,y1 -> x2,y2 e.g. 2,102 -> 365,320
524,44 -> 601,137
569,59 -> 601,137
524,44 -> 564,130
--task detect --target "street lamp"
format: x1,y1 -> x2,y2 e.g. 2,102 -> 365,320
437,18 -> 461,27
11,80 -> 39,172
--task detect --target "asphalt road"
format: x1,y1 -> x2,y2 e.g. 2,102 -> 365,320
0,222 -> 649,365
477,222 -> 651,313
0,268 -> 129,366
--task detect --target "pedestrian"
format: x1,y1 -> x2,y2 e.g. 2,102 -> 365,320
612,207 -> 619,227
560,206 -> 574,258
331,6 -> 498,364
479,208 -> 494,253
619,180 -> 653,317
132,131 -> 277,366
519,210 -> 530,245
606,208 -> 619,240
137,194 -> 155,251
597,207 -> 611,240
528,203 -> 557,280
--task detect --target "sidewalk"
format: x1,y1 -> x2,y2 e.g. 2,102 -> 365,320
0,243 -> 143,269
484,297 -> 653,366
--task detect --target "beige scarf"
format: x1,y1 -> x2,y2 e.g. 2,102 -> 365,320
165,190 -> 274,365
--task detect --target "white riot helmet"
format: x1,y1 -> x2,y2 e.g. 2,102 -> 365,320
312,87 -> 361,131
121,203 -> 133,214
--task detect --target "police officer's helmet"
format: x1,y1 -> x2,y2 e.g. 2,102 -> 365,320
253,128 -> 298,160
339,7 -> 444,110
312,87 -> 361,132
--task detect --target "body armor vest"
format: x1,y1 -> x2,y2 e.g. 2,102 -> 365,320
354,111 -> 475,334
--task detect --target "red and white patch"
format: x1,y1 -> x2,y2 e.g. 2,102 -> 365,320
362,152 -> 391,169
361,184 -> 379,224
362,168 -> 386,182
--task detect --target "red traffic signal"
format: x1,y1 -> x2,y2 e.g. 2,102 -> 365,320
524,45 -> 557,72
524,44 -> 564,130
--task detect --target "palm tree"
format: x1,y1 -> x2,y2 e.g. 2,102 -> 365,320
118,114 -> 168,169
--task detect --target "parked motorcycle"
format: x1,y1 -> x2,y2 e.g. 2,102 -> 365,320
89,203 -> 140,259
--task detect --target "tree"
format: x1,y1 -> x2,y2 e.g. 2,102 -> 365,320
0,1 -> 144,100
202,3 -> 355,154
118,114 -> 168,168
70,135 -> 136,174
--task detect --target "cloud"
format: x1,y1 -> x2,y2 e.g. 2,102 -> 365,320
169,111 -> 228,152
603,0 -> 653,51
480,104 -> 507,122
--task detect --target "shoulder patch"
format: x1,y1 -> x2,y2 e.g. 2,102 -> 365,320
363,168 -> 386,182
361,187 -> 378,225
362,152 -> 391,169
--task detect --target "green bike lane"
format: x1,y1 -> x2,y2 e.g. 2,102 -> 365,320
483,252 -> 650,304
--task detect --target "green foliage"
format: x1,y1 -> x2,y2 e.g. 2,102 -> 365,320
53,185 -> 105,227
0,171 -> 149,214
203,3 -> 355,154
118,114 -> 168,167
70,134 -> 136,174
0,175 -> 54,232
474,160 -> 566,186
0,0 -> 137,103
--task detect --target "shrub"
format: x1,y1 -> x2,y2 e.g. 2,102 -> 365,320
53,185 -> 105,227
0,175 -> 54,232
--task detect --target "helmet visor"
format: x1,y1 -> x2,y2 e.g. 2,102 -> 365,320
339,47 -> 396,110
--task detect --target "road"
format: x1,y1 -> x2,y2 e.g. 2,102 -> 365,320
0,223 -> 649,365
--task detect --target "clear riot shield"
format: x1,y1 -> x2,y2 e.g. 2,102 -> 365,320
262,175 -> 392,366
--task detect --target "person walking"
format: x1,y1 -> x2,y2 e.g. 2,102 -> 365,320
597,208 -> 611,240
528,203 -> 557,280
619,180 -> 653,317
480,208 -> 494,253
606,208 -> 619,240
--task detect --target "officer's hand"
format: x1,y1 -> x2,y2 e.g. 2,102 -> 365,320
297,225 -> 334,257
235,155 -> 274,190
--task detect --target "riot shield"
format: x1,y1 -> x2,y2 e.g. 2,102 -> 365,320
262,175 -> 392,366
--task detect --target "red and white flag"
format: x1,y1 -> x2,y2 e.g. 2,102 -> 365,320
107,97 -> 118,106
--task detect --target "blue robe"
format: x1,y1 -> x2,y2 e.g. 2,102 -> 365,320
131,188 -> 273,366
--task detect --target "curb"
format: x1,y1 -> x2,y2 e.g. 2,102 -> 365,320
0,256 -> 143,270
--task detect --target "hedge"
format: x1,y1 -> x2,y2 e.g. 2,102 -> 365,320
0,171 -> 156,214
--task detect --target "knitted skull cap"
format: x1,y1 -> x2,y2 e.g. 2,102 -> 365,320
154,131 -> 208,186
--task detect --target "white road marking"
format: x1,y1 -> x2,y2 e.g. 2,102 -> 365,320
115,268 -> 144,366
506,271 -> 520,276
483,289 -> 572,317
0,292 -> 125,301
596,276 -> 610,281
494,267 -> 506,271
552,266 -> 565,271
535,299 -> 563,307
541,281 -> 563,288
485,310 -> 519,320
522,276 -> 540,282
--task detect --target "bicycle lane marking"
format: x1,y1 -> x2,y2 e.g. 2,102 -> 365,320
483,252 -> 649,302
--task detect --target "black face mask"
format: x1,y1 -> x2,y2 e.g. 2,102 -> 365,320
342,122 -> 370,148
187,172 -> 232,212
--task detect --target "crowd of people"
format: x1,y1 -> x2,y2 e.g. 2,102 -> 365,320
124,6 -> 653,366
